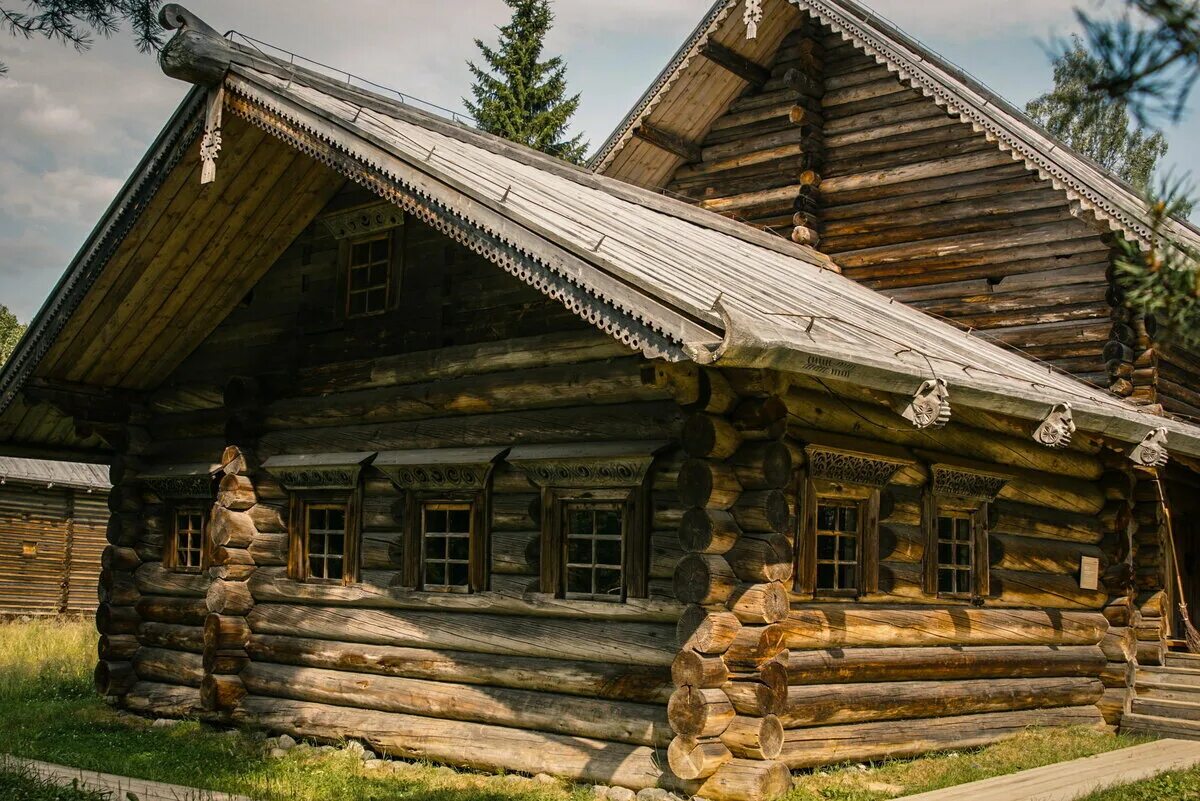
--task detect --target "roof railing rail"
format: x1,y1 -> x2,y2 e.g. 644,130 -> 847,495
223,30 -> 479,128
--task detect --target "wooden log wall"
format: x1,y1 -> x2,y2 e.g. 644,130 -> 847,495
1097,453 -> 1138,726
660,17 -> 1121,388
0,483 -> 106,616
669,378 -> 793,787
1129,470 -> 1171,668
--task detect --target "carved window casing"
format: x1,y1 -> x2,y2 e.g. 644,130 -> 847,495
922,464 -> 1010,601
794,444 -> 908,598
265,453 -> 372,586
508,442 -> 664,603
143,463 -> 220,575
323,203 -> 404,320
373,447 -> 504,594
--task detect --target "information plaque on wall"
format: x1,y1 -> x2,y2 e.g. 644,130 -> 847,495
1079,556 -> 1100,591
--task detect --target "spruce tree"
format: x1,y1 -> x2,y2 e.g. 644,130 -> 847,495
465,0 -> 588,164
0,0 -> 162,75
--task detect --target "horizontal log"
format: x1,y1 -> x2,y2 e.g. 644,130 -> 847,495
96,603 -> 139,636
98,633 -> 140,661
247,603 -> 677,666
123,680 -> 204,719
779,705 -> 1105,768
679,509 -> 742,555
217,474 -> 255,510
669,686 -> 735,738
784,644 -> 1106,685
133,562 -> 209,598
725,533 -> 792,583
210,507 -> 256,548
205,613 -> 250,652
673,650 -> 731,689
201,673 -> 246,712
246,633 -> 672,703
94,660 -> 135,696
233,695 -> 674,790
727,582 -> 790,625
730,491 -> 790,534
989,534 -> 1103,575
138,622 -> 205,653
669,736 -> 732,780
137,595 -> 208,626
206,579 -> 254,615
675,554 -> 738,606
248,567 -> 681,622
679,460 -> 743,511
133,647 -> 204,688
781,607 -> 1107,649
678,605 -> 742,654
242,661 -> 671,746
778,676 -> 1102,728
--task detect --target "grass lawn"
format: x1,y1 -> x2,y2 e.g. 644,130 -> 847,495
0,617 -> 1190,800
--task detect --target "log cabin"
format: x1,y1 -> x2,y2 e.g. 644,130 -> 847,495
0,4 -> 1198,799
0,457 -> 108,616
594,0 -> 1200,741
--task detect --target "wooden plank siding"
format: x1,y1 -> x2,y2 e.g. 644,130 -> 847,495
0,484 -> 107,616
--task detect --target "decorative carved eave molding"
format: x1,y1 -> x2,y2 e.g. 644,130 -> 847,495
321,203 -> 404,240
142,462 -> 222,499
262,452 -> 375,491
804,444 -> 910,488
931,463 -> 1010,502
374,447 -> 508,491
507,441 -> 668,488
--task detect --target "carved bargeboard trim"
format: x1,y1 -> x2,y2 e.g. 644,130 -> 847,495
262,452 -> 375,490
141,462 -> 222,500
931,463 -> 1010,502
322,203 -> 404,240
508,441 -> 667,488
805,445 -> 909,488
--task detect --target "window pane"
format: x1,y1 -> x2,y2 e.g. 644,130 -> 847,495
328,534 -> 344,555
328,509 -> 346,530
326,558 -> 343,581
956,544 -> 971,567
938,542 -> 952,565
817,534 -> 836,560
839,565 -> 856,590
425,534 -> 444,559
350,267 -> 370,291
596,569 -> 622,596
448,509 -> 471,532
448,536 -> 470,561
596,510 -> 622,537
567,536 -> 592,564
309,555 -> 324,578
595,538 -> 621,566
351,242 -> 370,264
817,505 -> 837,530
568,510 -> 591,536
937,516 -> 952,537
426,562 -> 446,586
816,564 -> 835,590
349,293 -> 367,316
957,518 -> 972,538
839,537 -> 857,561
567,567 -> 592,594
370,238 -> 389,262
426,509 -> 446,533
367,288 -> 386,311
839,506 -> 858,531
448,563 -> 469,587
938,569 -> 954,593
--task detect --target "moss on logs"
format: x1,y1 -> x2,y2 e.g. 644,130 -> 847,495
247,633 -> 672,703
241,662 -> 671,746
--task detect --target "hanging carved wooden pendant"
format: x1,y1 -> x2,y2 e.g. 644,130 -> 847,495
743,0 -> 763,39
902,379 -> 950,430
200,85 -> 225,185
1033,402 -> 1075,449
1130,427 -> 1169,467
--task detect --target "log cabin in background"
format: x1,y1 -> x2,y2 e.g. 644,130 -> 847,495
0,457 -> 109,617
0,3 -> 1198,799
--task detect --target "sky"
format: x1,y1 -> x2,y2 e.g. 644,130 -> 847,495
0,0 -> 1197,324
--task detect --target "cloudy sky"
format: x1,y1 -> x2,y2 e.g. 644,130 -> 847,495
0,0 -> 1197,323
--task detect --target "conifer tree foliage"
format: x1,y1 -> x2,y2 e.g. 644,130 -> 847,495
0,305 -> 26,366
1027,38 -> 1169,190
0,0 -> 161,75
465,0 -> 588,164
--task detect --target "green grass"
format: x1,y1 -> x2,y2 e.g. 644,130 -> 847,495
0,618 -> 1187,801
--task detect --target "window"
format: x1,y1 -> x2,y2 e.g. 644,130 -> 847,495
288,493 -> 362,585
306,504 -> 347,581
421,502 -> 473,591
539,489 -> 648,603
171,509 -> 206,573
564,502 -> 625,599
936,511 -> 974,596
795,474 -> 880,598
923,494 -> 990,600
21,541 -> 37,559
815,501 -> 860,592
346,236 -> 391,317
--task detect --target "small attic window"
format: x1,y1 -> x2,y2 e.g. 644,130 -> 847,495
347,236 -> 391,317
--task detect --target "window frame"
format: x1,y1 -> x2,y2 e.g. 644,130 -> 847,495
288,488 -> 362,586
794,470 -> 881,599
166,505 -> 209,574
922,492 -> 990,600
339,228 -> 402,320
541,486 -> 649,603
402,490 -> 488,593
